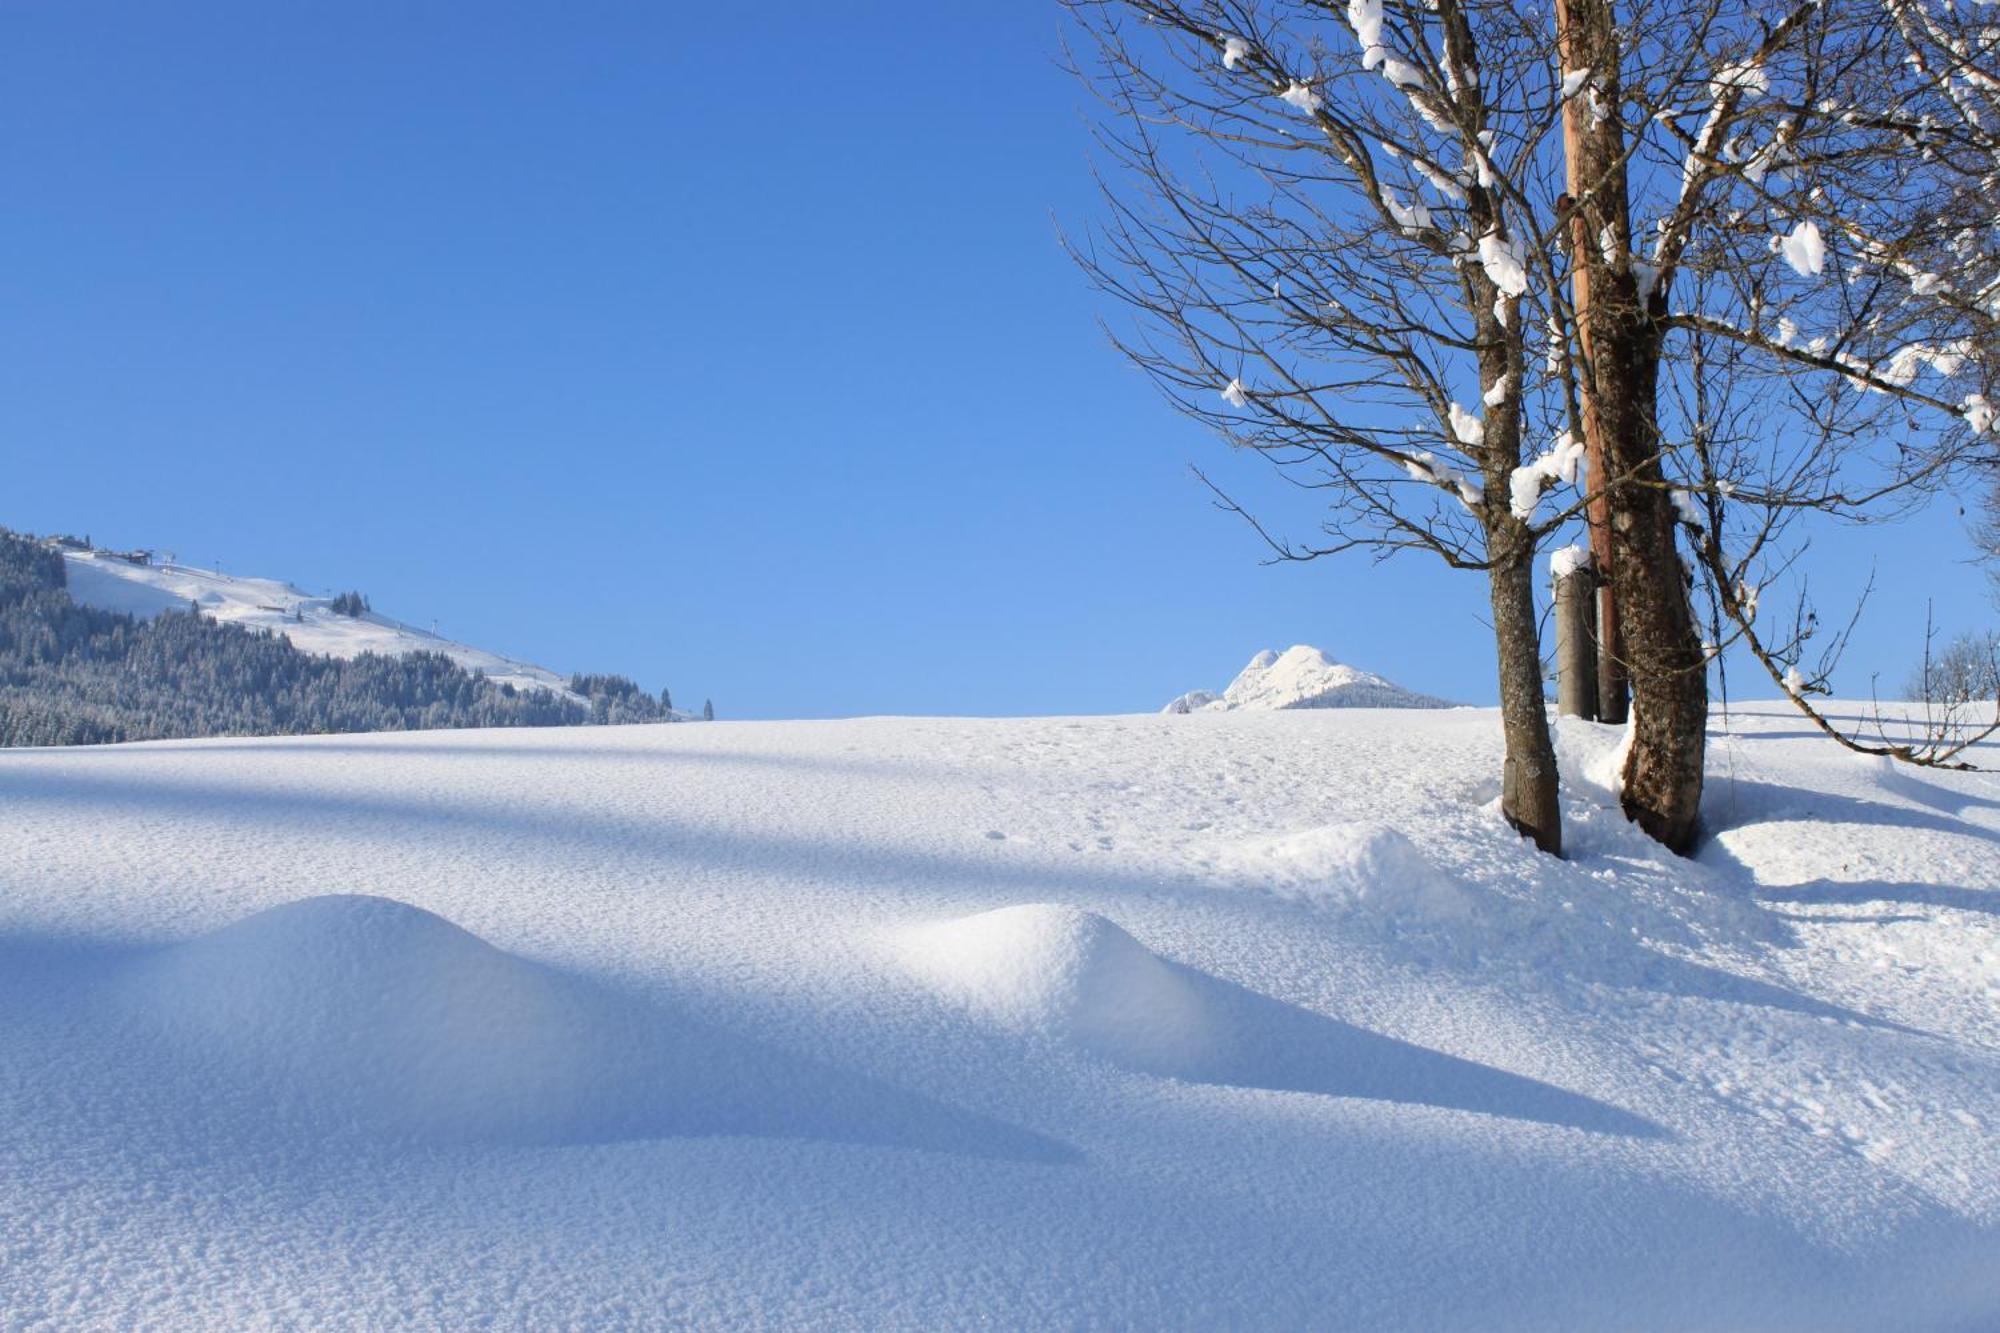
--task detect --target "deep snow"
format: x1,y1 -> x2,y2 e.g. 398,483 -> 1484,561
0,703 -> 1995,1328
61,548 -> 576,699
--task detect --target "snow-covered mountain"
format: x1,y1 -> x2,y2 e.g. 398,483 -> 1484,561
61,548 -> 577,700
1164,644 -> 1454,713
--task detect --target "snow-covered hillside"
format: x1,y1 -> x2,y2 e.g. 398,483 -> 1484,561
0,705 -> 1996,1328
61,548 -> 575,699
1165,643 -> 1454,712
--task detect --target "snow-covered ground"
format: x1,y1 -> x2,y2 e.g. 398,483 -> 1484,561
1165,643 -> 1455,712
61,548 -> 576,699
0,703 -> 1995,1328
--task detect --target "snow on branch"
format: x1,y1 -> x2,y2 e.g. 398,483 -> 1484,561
1402,450 -> 1483,510
1509,431 -> 1585,522
1776,221 -> 1824,277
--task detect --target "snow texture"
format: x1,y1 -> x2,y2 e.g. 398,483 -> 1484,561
1220,34 -> 1251,70
1,706 -> 1997,1327
1220,376 -> 1250,408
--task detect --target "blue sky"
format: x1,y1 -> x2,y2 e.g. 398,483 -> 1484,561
2,2 -> 1989,717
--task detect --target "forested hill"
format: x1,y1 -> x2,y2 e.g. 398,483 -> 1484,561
0,528 -> 677,746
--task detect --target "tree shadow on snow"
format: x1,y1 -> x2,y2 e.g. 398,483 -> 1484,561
1749,878 -> 2000,920
1126,963 -> 1670,1139
0,764 -> 1942,1063
1702,778 -> 2000,848
1614,946 -> 1932,1036
1,735 -> 975,785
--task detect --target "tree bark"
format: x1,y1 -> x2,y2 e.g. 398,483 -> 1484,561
1592,315 -> 1707,850
1489,551 -> 1562,856
1556,0 -> 1707,852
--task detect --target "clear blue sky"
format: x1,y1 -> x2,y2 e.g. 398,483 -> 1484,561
2,2 -> 1988,717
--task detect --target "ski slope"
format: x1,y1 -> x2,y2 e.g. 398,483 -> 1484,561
0,704 -> 1995,1328
60,548 -> 576,699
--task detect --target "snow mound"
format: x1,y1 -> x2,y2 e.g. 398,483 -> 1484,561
1553,714 -> 1636,808
888,904 -> 1646,1141
106,895 -> 1066,1158
1165,645 -> 1452,712
108,895 -> 668,1143
892,905 -> 1222,1072
1209,821 -> 1475,920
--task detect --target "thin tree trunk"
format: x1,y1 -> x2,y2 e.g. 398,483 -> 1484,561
1489,552 -> 1562,856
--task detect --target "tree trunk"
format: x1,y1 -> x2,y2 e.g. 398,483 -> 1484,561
1554,0 -> 1628,726
1554,565 -> 1598,719
1489,552 -> 1562,856
1605,433 -> 1708,851
1556,0 -> 1707,852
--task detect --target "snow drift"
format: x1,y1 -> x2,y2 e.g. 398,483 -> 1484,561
891,905 -> 1223,1073
105,894 -> 1066,1157
1165,645 -> 1452,712
1205,821 -> 1476,920
890,903 -> 1658,1136
107,894 -> 660,1144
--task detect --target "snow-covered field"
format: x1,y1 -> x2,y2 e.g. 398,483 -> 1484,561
61,549 -> 575,698
1,704 -> 1996,1329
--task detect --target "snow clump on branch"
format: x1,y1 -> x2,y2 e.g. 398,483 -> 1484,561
1477,231 -> 1529,299
1402,451 -> 1482,510
1779,221 -> 1825,277
1279,82 -> 1323,114
1508,431 -> 1586,521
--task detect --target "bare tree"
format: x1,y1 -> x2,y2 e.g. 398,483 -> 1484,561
1656,0 -> 2000,766
1064,0 -> 1728,852
1066,0 -> 2000,857
1064,0 -> 1596,852
1907,625 -> 1999,701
